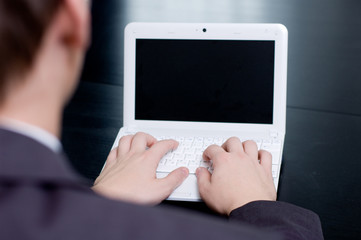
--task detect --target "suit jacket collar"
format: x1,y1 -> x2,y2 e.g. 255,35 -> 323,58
0,128 -> 88,186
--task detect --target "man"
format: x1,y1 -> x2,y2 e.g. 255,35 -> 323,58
0,0 -> 323,239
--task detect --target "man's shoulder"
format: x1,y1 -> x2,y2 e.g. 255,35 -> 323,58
0,128 -> 82,183
0,127 -> 55,158
0,128 -> 146,238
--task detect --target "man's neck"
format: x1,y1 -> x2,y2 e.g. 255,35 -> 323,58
0,83 -> 63,138
0,43 -> 66,138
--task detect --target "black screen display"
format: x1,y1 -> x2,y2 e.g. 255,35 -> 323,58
135,39 -> 275,124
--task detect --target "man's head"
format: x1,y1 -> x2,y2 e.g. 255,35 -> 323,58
0,1 -> 60,95
0,0 -> 90,135
0,0 -> 90,105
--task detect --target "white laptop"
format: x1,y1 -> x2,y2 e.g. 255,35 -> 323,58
111,22 -> 288,201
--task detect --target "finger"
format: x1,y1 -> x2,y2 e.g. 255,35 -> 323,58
130,132 -> 157,152
146,139 -> 179,166
243,140 -> 258,160
203,144 -> 226,162
259,150 -> 273,179
105,148 -> 118,167
196,167 -> 212,200
157,167 -> 189,198
221,137 -> 244,153
117,135 -> 134,157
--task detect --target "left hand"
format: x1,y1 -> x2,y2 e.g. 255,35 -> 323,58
196,138 -> 276,215
92,132 -> 189,205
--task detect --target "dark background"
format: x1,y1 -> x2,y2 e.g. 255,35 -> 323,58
61,0 -> 361,239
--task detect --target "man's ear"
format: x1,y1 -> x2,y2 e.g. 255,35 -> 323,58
61,0 -> 90,49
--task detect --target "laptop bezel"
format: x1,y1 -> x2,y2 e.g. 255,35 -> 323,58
123,23 -> 288,135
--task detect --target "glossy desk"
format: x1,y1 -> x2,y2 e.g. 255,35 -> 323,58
62,1 -> 361,239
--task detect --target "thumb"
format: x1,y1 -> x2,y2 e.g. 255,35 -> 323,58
159,167 -> 189,196
196,167 -> 212,198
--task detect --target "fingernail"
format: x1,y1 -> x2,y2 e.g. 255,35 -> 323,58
182,167 -> 189,176
196,167 -> 202,177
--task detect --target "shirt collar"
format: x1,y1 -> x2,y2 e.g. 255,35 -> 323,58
0,118 -> 62,153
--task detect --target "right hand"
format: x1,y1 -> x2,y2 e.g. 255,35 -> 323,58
196,137 -> 276,215
92,132 -> 189,205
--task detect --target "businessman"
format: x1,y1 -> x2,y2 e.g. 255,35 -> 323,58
0,0 -> 323,239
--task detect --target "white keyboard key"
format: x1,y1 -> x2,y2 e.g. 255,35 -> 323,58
272,139 -> 282,145
184,148 -> 195,154
189,159 -> 200,166
177,159 -> 189,167
175,136 -> 184,141
166,159 -> 177,166
174,146 -> 184,154
195,154 -> 203,161
174,153 -> 184,160
203,142 -> 212,148
261,143 -> 279,151
193,141 -> 203,148
185,154 -> 196,161
195,148 -> 203,154
159,158 -> 166,165
157,164 -> 176,173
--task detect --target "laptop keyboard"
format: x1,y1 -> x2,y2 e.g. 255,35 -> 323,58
154,135 -> 281,179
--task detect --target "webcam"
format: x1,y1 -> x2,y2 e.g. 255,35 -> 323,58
202,28 -> 207,33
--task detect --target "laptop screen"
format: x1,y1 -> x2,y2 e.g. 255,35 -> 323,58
135,39 -> 275,124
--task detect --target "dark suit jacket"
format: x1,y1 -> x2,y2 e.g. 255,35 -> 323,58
0,128 -> 323,240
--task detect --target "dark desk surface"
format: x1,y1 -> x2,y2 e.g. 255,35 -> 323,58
61,1 -> 361,239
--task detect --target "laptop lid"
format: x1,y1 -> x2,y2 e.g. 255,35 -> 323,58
123,23 -> 287,136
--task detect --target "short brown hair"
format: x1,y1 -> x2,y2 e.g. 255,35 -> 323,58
0,0 -> 62,98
